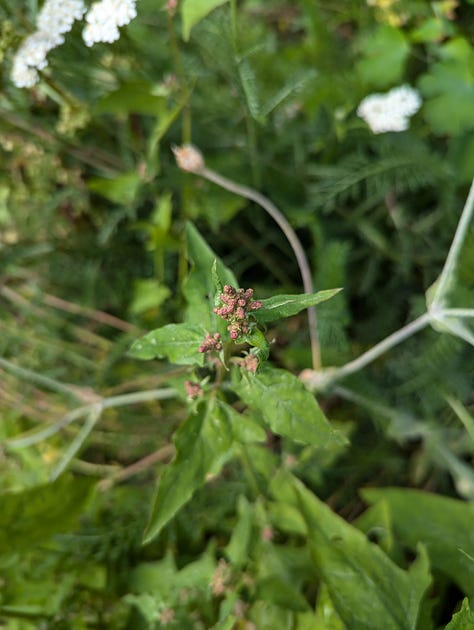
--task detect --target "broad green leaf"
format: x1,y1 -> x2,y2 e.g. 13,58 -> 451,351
232,365 -> 345,447
272,472 -> 431,630
129,279 -> 171,315
445,598 -> 474,629
0,475 -> 94,554
357,25 -> 410,88
181,0 -> 229,41
361,488 -> 474,594
129,323 -> 206,365
217,400 -> 266,444
142,402 -> 235,544
238,58 -> 263,122
183,222 -> 237,328
254,289 -> 342,324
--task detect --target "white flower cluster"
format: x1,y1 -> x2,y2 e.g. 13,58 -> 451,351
11,0 -> 138,88
357,85 -> 422,134
83,0 -> 138,47
11,0 -> 86,88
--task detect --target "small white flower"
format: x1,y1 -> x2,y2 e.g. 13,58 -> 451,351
10,0 -> 86,88
357,85 -> 422,134
82,0 -> 138,47
37,0 -> 86,35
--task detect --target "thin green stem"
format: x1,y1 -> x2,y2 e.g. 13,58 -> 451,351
0,356 -> 83,402
200,165 -> 321,369
431,176 -> 474,309
3,388 -> 178,449
442,308 -> 474,318
315,313 -> 432,388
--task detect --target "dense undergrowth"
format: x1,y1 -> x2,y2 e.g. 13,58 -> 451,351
0,1 -> 474,628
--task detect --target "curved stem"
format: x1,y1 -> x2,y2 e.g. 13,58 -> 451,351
199,166 -> 321,369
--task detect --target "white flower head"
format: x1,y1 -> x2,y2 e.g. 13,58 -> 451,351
82,0 -> 138,47
357,85 -> 422,134
10,0 -> 86,88
37,0 -> 86,35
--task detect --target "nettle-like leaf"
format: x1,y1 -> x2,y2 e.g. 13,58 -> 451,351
254,288 -> 342,324
361,487 -> 474,594
129,323 -> 206,366
445,598 -> 474,629
232,365 -> 346,448
0,475 -> 95,554
143,400 -> 264,544
181,0 -> 230,41
272,472 -> 431,630
183,222 -> 237,329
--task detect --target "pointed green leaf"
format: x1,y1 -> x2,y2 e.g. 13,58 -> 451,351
232,366 -> 345,447
181,0 -> 230,41
183,222 -> 237,328
142,403 -> 235,544
0,475 -> 94,554
272,472 -> 431,630
254,289 -> 342,324
445,598 -> 474,629
361,487 -> 474,594
129,323 -> 205,365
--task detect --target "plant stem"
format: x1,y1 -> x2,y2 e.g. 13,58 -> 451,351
199,165 -> 321,370
430,176 -> 474,309
324,312 -> 431,385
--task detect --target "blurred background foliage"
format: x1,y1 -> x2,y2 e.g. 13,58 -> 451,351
0,0 -> 473,627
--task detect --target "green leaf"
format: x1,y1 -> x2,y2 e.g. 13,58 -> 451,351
129,323 -> 206,366
418,39 -> 474,135
94,81 -> 168,115
142,402 -> 235,544
356,25 -> 410,88
238,58 -> 263,122
254,289 -> 342,324
445,598 -> 474,629
129,279 -> 171,315
0,475 -> 94,554
272,472 -> 431,630
232,365 -> 345,447
361,487 -> 474,594
225,495 -> 253,566
183,222 -> 237,329
181,0 -> 230,41
88,171 -> 141,206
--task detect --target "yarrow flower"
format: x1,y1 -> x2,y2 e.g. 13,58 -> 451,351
10,0 -> 86,88
357,85 -> 422,134
82,0 -> 138,47
214,285 -> 262,340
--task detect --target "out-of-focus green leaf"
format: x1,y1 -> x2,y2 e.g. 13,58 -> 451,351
181,0 -> 230,41
254,289 -> 342,324
418,39 -> 474,135
129,323 -> 205,365
361,487 -> 474,594
225,495 -> 253,566
88,172 -> 141,206
0,475 -> 94,554
273,472 -> 431,630
94,81 -> 168,115
445,598 -> 474,629
129,279 -> 171,315
232,365 -> 345,447
142,402 -> 235,544
357,25 -> 410,87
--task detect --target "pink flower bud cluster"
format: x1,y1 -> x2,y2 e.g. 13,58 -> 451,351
198,332 -> 222,354
214,286 -> 262,340
185,380 -> 202,399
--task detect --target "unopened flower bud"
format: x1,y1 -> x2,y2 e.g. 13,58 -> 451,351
172,144 -> 205,173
